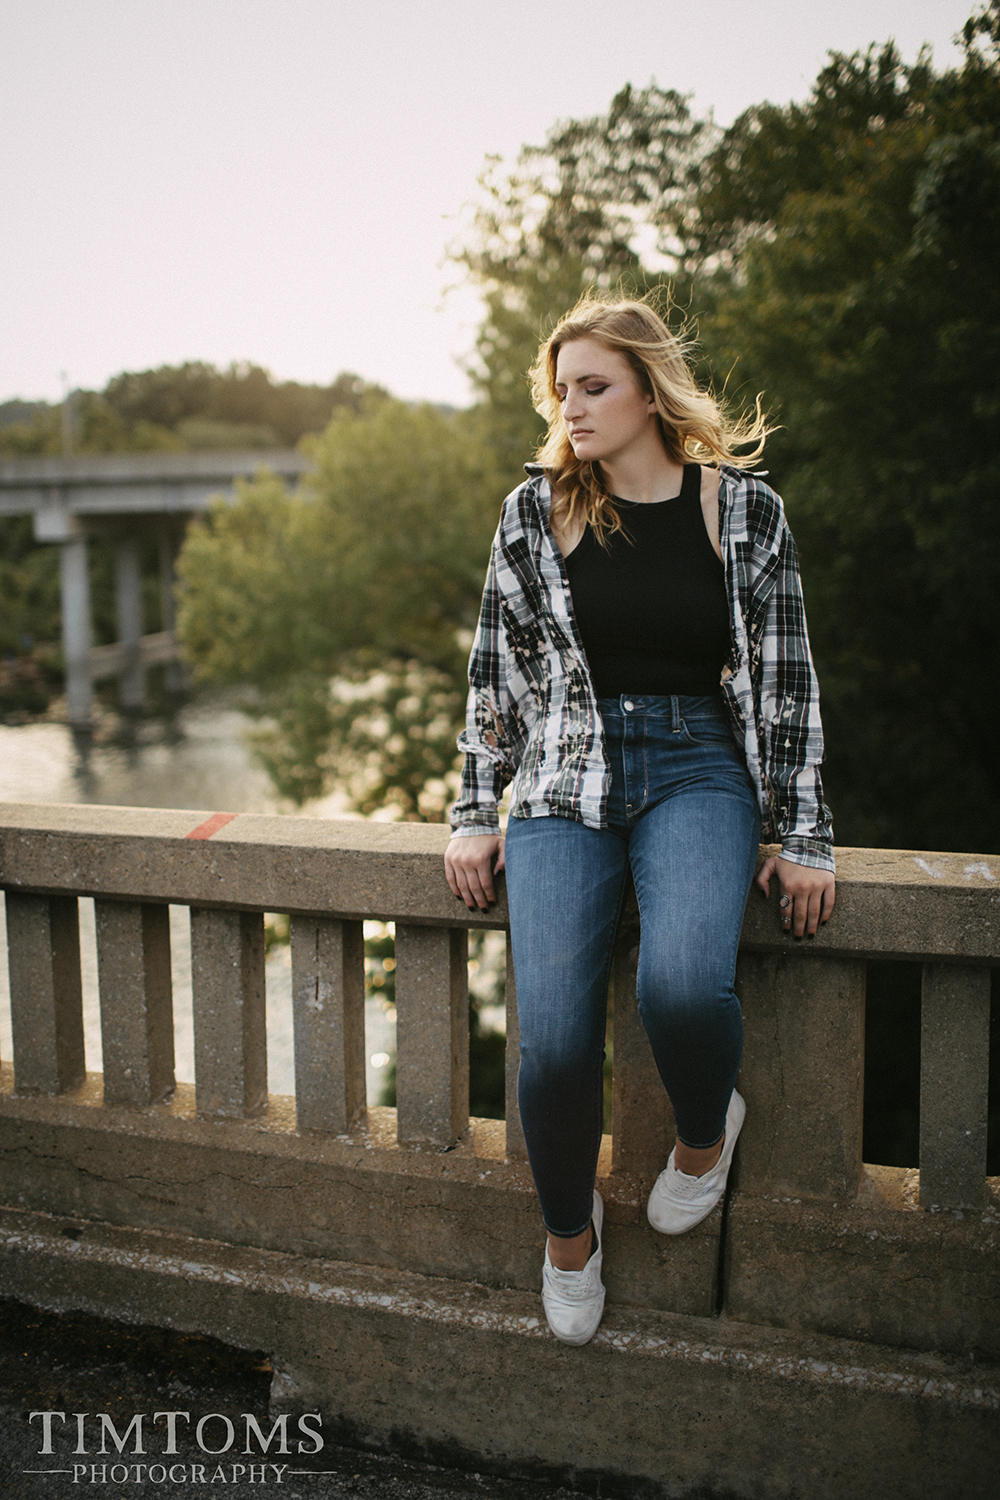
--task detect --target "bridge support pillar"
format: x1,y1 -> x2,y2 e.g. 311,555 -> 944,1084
158,531 -> 187,692
114,535 -> 145,708
59,534 -> 93,725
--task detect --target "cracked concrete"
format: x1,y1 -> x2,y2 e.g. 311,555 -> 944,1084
1,1206 -> 997,1500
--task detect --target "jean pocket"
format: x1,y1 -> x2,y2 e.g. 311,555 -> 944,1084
680,715 -> 736,748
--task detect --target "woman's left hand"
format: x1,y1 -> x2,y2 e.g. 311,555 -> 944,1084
756,855 -> 835,939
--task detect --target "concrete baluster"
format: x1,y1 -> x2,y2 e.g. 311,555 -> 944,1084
611,920 -> 675,1177
5,893 -> 86,1094
189,908 -> 267,1118
394,925 -> 468,1146
290,915 -> 366,1132
114,534 -> 145,708
919,962 -> 991,1210
733,952 -> 866,1199
94,900 -> 174,1105
503,937 -> 526,1159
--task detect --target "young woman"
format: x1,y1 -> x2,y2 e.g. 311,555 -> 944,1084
445,296 -> 835,1346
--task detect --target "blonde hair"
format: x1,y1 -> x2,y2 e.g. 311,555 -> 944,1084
529,293 -> 770,543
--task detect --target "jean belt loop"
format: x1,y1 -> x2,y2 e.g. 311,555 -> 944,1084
671,695 -> 681,734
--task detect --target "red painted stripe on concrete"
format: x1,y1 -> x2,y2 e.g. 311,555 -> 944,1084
184,812 -> 238,840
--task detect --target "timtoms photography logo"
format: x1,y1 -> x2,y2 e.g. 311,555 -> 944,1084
26,1410 -> 328,1486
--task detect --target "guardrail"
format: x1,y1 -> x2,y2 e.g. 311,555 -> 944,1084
2,806 -> 995,1196
0,803 -> 997,1359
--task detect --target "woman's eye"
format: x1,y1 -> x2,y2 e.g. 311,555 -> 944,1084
586,386 -> 609,396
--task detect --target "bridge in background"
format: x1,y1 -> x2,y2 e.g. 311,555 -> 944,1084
0,451 -> 310,722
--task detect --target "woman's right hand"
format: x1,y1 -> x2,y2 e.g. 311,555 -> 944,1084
444,834 -> 505,911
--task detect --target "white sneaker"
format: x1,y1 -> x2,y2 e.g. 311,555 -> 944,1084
647,1091 -> 746,1235
541,1191 -> 605,1346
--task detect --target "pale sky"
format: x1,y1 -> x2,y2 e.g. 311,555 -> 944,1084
1,0 -> 974,409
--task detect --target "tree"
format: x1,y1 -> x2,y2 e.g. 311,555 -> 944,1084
453,84 -> 710,478
0,365 -> 389,458
176,397 -> 505,817
677,10 -> 1000,851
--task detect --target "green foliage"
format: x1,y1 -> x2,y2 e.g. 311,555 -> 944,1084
246,663 -> 465,819
176,397 -> 505,816
101,363 -> 386,449
0,516 -> 63,651
0,365 -> 387,457
453,84 -> 708,478
683,16 -> 1000,851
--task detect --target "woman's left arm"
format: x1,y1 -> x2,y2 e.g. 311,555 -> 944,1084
756,854 -> 835,938
752,494 -> 835,935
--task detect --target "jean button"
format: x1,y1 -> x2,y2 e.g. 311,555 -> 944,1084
623,700 -> 635,712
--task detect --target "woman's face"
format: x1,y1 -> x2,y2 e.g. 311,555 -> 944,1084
554,337 -> 657,467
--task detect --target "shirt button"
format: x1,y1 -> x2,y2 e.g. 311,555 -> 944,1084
624,700 -> 635,712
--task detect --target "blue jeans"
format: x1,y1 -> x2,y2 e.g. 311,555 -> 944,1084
504,694 -> 761,1238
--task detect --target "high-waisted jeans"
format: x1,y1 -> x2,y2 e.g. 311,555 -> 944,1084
504,693 -> 761,1238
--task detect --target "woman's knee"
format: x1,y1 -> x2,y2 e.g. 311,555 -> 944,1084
518,1031 -> 605,1083
638,939 -> 735,1002
636,968 -> 740,1034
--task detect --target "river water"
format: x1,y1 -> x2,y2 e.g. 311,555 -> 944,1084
0,693 -> 406,1103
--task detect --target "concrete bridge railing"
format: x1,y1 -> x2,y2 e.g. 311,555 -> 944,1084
0,803 -> 997,1498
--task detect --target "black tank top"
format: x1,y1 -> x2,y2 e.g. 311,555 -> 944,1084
563,463 -> 730,698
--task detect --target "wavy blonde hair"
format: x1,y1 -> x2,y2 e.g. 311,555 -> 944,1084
529,293 -> 770,543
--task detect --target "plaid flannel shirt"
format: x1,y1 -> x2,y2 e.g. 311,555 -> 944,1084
450,463 -> 834,872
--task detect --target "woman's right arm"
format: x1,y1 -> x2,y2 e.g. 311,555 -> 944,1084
446,483 -> 541,905
448,521 -> 526,837
446,520 -> 519,908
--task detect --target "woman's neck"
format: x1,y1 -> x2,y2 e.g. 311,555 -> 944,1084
599,436 -> 685,505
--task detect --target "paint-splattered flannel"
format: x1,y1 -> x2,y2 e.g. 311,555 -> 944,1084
450,464 -> 834,872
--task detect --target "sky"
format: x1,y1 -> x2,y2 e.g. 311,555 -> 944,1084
0,0 -> 976,410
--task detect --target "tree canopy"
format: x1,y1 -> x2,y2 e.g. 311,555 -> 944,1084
0,364 -> 388,457
683,9 -> 1000,851
451,83 -> 708,477
176,398 -> 505,816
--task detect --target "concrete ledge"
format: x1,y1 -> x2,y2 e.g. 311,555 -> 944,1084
3,805 -> 1000,954
0,1068 -> 723,1318
0,805 -> 506,929
4,1069 -> 998,1361
1,1205 -> 996,1500
725,1169 -> 1000,1360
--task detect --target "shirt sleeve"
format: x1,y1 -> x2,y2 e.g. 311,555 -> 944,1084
758,517 -> 835,873
448,543 -> 524,837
